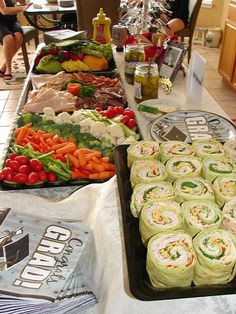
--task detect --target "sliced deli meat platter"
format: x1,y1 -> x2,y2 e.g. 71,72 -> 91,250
0,40 -> 140,189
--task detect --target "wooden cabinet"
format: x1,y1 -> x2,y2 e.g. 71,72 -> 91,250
218,0 -> 236,91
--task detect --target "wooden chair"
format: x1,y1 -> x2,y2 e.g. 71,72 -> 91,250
75,0 -> 120,39
175,0 -> 203,63
21,26 -> 39,73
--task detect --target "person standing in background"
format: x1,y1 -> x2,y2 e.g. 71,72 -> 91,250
0,0 -> 32,80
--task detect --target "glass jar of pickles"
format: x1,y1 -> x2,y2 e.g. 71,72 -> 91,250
134,63 -> 159,103
124,44 -> 145,84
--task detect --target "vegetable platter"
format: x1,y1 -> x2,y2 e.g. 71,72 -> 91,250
0,105 -> 140,189
114,140 -> 236,301
33,39 -> 117,77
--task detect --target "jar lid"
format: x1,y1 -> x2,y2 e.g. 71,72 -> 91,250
135,62 -> 158,74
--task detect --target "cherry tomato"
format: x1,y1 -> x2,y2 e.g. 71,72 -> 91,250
8,160 -> 20,172
123,109 -> 135,119
29,159 -> 43,172
18,165 -> 31,175
28,172 -> 39,185
47,172 -> 57,182
14,155 -> 29,165
99,110 -> 107,117
1,167 -> 14,181
77,53 -> 84,61
114,106 -> 124,115
13,173 -> 28,184
127,119 -> 137,128
38,170 -> 47,181
106,107 -> 115,119
8,153 -> 17,160
5,159 -> 12,167
95,107 -> 102,112
121,115 -> 130,125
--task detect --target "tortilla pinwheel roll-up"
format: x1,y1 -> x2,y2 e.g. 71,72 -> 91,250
224,140 -> 236,162
202,158 -> 236,183
173,177 -> 215,203
130,160 -> 167,187
146,231 -> 196,288
160,141 -> 195,164
192,139 -> 225,159
139,200 -> 184,245
213,174 -> 236,208
181,200 -> 223,237
130,181 -> 175,218
193,229 -> 236,286
165,156 -> 202,182
222,200 -> 236,237
127,140 -> 160,168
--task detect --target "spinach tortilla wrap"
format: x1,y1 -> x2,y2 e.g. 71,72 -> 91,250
193,229 -> 236,285
213,174 -> 236,208
127,140 -> 160,168
130,181 -> 175,218
224,140 -> 236,162
165,156 -> 202,182
146,231 -> 196,288
173,177 -> 215,203
130,160 -> 167,187
192,139 -> 225,159
222,199 -> 236,237
181,200 -> 222,237
202,158 -> 236,183
139,200 -> 184,245
160,141 -> 195,164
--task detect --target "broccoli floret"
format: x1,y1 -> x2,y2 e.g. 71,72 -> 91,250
102,148 -> 114,162
32,113 -> 43,126
47,124 -> 62,136
79,85 -> 95,98
17,113 -> 34,127
60,122 -> 72,139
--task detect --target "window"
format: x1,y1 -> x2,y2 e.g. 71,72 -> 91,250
202,0 -> 213,8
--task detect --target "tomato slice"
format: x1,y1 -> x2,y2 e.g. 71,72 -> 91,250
67,83 -> 81,96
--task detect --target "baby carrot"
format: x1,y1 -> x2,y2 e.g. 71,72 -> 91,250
14,123 -> 31,136
56,143 -> 77,155
51,142 -> 71,151
78,149 -> 87,167
90,161 -> 104,172
101,162 -> 116,171
68,154 -> 80,169
99,171 -> 115,179
15,124 -> 30,144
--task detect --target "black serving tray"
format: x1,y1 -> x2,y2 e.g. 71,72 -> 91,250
114,144 -> 236,301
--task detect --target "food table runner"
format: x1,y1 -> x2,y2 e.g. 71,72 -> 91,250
0,177 -> 236,314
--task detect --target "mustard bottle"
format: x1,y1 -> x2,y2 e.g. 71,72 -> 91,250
92,8 -> 111,44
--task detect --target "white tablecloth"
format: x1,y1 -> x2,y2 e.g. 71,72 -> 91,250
1,177 -> 236,314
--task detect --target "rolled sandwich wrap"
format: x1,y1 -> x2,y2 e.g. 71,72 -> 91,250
146,231 -> 196,288
166,156 -> 202,182
213,174 -> 236,208
127,141 -> 160,168
222,200 -> 236,237
130,160 -> 167,187
130,181 -> 175,218
224,140 -> 236,162
193,229 -> 236,285
160,141 -> 195,164
181,200 -> 222,237
202,158 -> 236,183
174,177 -> 215,203
192,139 -> 225,159
139,200 -> 184,245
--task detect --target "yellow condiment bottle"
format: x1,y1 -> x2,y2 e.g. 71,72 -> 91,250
92,8 -> 111,44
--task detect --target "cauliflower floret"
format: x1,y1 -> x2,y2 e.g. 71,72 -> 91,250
104,134 -> 117,145
79,118 -> 94,132
116,137 -> 127,145
56,111 -> 71,124
70,110 -> 86,123
90,121 -> 108,138
107,124 -> 125,139
122,136 -> 138,145
43,107 -> 56,117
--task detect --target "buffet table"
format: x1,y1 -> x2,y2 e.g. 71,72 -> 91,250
0,50 -> 236,313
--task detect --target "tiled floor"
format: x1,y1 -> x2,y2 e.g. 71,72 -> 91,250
0,41 -> 235,158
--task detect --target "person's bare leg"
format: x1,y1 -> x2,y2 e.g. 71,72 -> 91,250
2,34 -> 15,76
13,32 -> 23,54
166,18 -> 185,35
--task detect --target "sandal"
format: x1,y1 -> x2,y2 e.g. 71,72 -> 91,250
3,74 -> 12,81
0,70 -> 4,78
